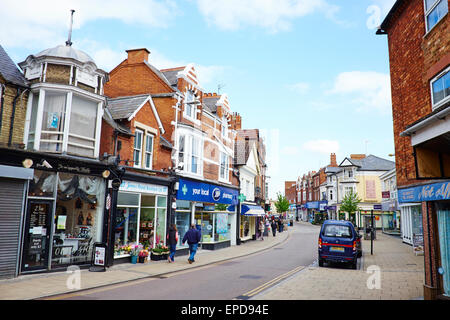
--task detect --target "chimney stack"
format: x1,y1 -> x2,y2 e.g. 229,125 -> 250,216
126,48 -> 150,64
330,153 -> 337,167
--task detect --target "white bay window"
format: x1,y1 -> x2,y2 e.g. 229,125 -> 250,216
25,89 -> 103,158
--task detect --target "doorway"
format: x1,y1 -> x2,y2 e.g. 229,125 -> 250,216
21,200 -> 53,272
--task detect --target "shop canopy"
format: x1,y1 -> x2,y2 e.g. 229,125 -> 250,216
227,204 -> 266,216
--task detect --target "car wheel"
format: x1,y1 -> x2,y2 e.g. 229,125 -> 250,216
318,258 -> 324,267
357,251 -> 362,258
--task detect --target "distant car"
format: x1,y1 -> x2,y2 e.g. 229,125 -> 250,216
318,220 -> 362,269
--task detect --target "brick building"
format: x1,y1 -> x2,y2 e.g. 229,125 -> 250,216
104,48 -> 241,251
377,0 -> 450,299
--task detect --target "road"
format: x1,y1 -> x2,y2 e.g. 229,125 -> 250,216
52,222 -> 320,300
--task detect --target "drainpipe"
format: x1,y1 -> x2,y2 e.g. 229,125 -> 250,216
8,87 -> 22,147
0,84 -> 5,134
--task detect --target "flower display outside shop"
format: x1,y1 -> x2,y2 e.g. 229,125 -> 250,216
152,243 -> 169,254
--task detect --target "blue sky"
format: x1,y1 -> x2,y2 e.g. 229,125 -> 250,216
0,0 -> 397,199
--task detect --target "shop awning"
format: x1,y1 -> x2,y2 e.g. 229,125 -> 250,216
227,204 -> 266,216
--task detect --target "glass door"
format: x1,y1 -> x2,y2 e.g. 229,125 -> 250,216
437,203 -> 450,297
22,200 -> 53,272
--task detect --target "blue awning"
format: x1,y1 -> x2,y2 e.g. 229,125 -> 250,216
227,204 -> 266,216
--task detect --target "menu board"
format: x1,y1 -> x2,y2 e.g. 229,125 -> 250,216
413,234 -> 424,256
29,203 -> 49,228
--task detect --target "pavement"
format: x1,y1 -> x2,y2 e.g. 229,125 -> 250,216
255,222 -> 425,300
0,221 -> 425,300
0,227 -> 290,300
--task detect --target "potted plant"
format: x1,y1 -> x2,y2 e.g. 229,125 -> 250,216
138,249 -> 149,263
150,244 -> 170,261
129,244 -> 143,264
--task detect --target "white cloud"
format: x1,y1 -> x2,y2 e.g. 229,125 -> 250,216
0,0 -> 178,49
329,71 -> 392,114
282,146 -> 300,156
289,82 -> 310,95
302,140 -> 339,154
196,0 -> 342,32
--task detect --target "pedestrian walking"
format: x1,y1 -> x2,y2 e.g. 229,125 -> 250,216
258,220 -> 264,240
167,224 -> 178,263
271,219 -> 277,237
182,224 -> 201,264
265,218 -> 270,237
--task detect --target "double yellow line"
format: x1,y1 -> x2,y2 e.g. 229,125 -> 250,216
241,265 -> 305,298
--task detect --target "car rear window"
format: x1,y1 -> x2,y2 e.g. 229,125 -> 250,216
323,224 -> 352,238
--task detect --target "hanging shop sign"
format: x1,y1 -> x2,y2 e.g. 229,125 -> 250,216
398,181 -> 450,203
177,178 -> 239,205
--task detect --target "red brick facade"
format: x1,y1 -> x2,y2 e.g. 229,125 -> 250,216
380,0 -> 450,300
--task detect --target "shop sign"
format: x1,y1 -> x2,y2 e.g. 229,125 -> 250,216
120,180 -> 168,195
305,201 -> 319,209
382,191 -> 390,199
319,201 -> 328,211
373,204 -> 382,210
398,181 -> 450,203
177,178 -> 238,205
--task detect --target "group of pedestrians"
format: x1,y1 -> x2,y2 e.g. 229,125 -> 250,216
258,215 -> 285,240
168,216 -> 287,264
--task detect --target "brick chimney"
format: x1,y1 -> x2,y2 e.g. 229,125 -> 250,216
126,48 -> 150,64
350,154 -> 366,160
231,112 -> 242,130
330,153 -> 337,167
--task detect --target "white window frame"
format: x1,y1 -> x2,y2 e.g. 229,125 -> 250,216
184,90 -> 196,121
221,115 -> 228,138
424,0 -> 448,33
219,151 -> 229,182
430,66 -> 450,110
133,129 -> 144,168
25,88 -> 102,158
144,134 -> 154,169
177,131 -> 203,177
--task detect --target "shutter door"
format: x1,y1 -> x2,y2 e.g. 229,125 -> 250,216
0,178 -> 25,279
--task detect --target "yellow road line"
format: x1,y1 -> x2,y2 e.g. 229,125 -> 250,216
243,266 -> 305,297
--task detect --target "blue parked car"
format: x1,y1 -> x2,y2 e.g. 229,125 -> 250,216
318,220 -> 362,269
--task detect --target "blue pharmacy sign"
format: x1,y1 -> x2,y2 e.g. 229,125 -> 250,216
398,181 -> 450,203
177,178 -> 239,205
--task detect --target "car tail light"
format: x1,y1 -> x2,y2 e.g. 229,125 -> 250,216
318,237 -> 322,249
353,241 -> 357,251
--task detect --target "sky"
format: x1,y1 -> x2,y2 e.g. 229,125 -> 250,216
0,0 -> 397,199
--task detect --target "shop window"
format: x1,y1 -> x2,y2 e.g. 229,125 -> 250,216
52,173 -> 105,267
28,170 -> 56,197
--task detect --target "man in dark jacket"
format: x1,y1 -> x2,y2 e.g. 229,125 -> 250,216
182,224 -> 201,264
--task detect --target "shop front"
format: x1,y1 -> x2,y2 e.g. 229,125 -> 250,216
326,205 -> 337,220
176,178 -> 239,250
113,178 -> 169,260
232,203 -> 265,242
399,181 -> 450,298
381,199 -> 401,236
22,168 -> 107,273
